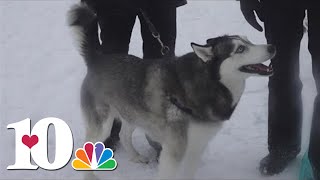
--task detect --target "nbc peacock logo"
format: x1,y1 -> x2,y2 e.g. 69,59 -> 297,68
72,142 -> 117,171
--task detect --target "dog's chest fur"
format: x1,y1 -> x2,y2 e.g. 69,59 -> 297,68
187,121 -> 223,146
219,76 -> 245,106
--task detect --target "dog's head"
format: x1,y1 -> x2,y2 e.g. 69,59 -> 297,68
191,35 -> 276,78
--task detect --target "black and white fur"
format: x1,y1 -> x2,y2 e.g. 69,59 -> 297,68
68,4 -> 276,179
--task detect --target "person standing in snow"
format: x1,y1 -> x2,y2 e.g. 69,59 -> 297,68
239,0 -> 320,179
80,0 -> 186,149
81,0 -> 186,58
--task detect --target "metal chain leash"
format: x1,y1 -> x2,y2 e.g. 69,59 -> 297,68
139,9 -> 170,56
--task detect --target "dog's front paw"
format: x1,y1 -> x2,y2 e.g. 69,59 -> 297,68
130,155 -> 149,164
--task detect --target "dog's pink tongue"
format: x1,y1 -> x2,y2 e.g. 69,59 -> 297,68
252,64 -> 271,71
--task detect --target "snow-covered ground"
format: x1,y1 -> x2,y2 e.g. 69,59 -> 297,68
0,1 -> 316,179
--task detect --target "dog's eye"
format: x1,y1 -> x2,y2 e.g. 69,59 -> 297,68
236,45 -> 246,53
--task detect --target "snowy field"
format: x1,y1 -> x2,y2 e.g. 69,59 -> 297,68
0,0 -> 316,179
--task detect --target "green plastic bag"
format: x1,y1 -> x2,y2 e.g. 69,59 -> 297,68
299,152 -> 314,180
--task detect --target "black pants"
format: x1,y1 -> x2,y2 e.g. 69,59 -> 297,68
263,2 -> 320,174
84,0 -> 177,150
95,0 -> 177,59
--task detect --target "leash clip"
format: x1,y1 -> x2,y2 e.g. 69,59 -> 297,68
139,9 -> 170,56
154,34 -> 170,55
161,46 -> 170,55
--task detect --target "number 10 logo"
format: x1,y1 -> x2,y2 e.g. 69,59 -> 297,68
7,118 -> 73,170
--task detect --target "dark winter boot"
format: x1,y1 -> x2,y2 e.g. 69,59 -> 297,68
103,118 -> 122,151
259,150 -> 299,176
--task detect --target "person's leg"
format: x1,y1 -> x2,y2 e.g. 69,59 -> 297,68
95,1 -> 137,54
307,7 -> 320,180
261,4 -> 305,175
138,2 -> 177,59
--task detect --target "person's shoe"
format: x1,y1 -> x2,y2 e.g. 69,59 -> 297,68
103,136 -> 119,152
103,118 -> 121,152
259,150 -> 299,176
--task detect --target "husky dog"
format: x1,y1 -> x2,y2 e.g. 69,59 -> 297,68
68,4 -> 276,179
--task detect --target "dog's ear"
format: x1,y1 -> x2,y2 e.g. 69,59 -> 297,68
191,43 -> 213,62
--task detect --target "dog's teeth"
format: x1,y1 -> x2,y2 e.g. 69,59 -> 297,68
264,60 -> 271,65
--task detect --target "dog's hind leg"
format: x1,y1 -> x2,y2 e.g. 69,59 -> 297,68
81,91 -> 115,180
82,103 -> 116,180
119,120 -> 149,163
83,104 -> 115,144
81,85 -> 115,144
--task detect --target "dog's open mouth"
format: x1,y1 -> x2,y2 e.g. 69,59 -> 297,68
240,63 -> 273,75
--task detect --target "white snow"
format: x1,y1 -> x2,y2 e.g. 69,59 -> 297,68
0,0 -> 316,179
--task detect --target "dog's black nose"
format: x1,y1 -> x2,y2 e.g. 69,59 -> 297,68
268,45 -> 276,54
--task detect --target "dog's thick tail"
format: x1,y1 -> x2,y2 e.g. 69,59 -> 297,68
68,3 -> 100,66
